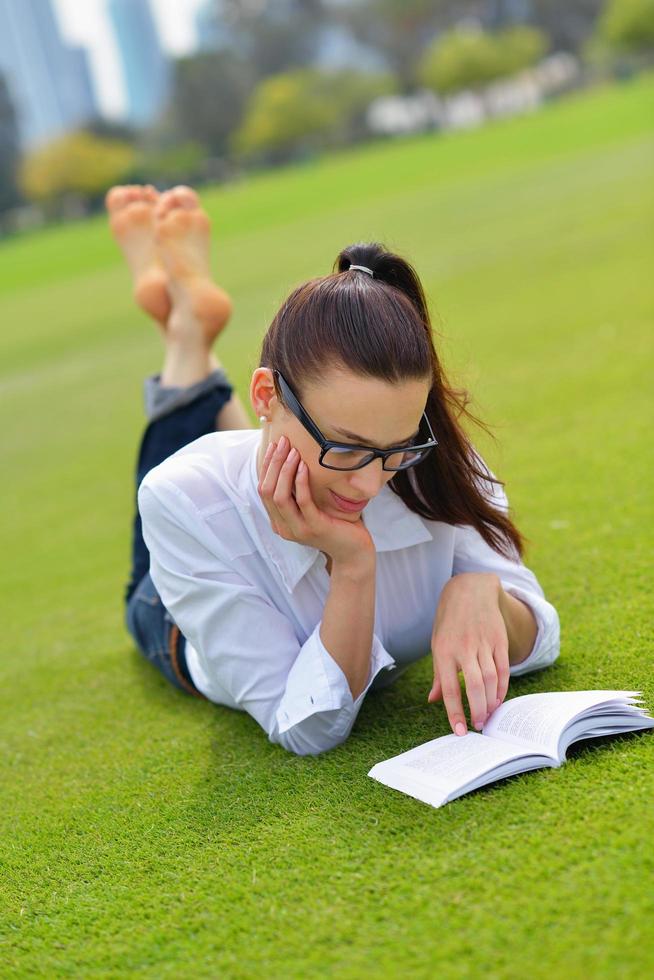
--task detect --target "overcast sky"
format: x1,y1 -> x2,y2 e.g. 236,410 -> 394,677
52,0 -> 205,118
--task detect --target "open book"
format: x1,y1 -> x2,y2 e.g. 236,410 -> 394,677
368,690 -> 654,809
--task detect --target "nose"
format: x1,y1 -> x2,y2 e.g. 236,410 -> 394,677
344,458 -> 388,500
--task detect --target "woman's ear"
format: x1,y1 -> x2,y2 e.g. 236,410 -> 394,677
249,368 -> 279,420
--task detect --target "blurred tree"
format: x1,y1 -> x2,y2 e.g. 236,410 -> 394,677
19,132 -> 135,214
498,24 -> 548,70
527,1 -> 605,53
170,51 -> 255,158
418,24 -> 547,94
0,72 -> 21,213
134,140 -> 207,186
598,0 -> 654,51
84,118 -> 140,144
210,0 -> 328,76
231,68 -> 340,162
340,0 -> 469,89
318,68 -> 397,142
231,66 -> 395,162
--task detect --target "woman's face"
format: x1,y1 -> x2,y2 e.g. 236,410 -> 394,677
253,364 -> 432,521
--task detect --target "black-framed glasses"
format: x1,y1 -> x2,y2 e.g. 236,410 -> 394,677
273,369 -> 438,471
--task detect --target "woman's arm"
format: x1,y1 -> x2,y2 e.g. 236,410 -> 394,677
498,584 -> 538,667
428,470 -> 561,735
138,477 -> 397,756
320,552 -> 377,700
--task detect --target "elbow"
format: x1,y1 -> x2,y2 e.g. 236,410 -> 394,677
272,728 -> 349,757
546,607 -> 561,668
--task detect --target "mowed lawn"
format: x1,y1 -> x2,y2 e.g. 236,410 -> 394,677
1,74 -> 653,977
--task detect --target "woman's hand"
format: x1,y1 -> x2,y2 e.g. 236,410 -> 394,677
427,572 -> 510,735
258,435 -> 375,566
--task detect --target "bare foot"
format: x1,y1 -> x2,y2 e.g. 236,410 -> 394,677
105,184 -> 171,331
153,186 -> 233,347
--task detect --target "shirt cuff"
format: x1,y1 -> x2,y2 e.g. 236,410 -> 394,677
276,623 -> 397,736
500,580 -> 561,677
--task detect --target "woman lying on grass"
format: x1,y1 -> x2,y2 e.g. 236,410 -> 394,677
107,183 -> 560,756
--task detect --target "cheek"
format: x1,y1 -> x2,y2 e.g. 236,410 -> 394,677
305,463 -> 333,500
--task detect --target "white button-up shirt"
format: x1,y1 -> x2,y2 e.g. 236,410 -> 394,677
138,429 -> 560,756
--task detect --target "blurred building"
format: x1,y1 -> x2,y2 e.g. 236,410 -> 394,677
0,0 -> 97,149
107,0 -> 171,127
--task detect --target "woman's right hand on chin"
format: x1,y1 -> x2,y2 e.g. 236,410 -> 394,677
257,435 -> 375,568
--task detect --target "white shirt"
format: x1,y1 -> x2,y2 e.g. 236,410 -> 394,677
138,429 -> 560,756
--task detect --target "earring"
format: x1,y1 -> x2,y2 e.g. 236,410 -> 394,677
259,416 -> 267,423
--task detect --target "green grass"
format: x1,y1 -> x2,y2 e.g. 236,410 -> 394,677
2,75 -> 653,977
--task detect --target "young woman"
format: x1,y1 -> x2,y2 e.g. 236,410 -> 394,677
108,183 -> 560,757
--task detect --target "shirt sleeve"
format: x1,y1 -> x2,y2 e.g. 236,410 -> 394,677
451,474 -> 560,677
137,476 -> 396,756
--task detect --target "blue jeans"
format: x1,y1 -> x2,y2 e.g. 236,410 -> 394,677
124,370 -> 234,696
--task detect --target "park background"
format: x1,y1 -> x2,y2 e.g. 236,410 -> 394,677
1,1 -> 653,977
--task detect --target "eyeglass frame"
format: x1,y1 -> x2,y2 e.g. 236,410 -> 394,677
272,369 -> 438,472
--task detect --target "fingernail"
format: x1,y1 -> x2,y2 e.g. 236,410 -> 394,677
475,720 -> 484,731
455,722 -> 466,736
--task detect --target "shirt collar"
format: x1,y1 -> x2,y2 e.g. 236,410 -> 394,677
247,435 -> 433,594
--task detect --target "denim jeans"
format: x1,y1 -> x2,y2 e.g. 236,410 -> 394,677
124,370 -> 234,697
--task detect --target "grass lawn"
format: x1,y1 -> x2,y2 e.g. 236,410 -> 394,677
1,74 -> 653,977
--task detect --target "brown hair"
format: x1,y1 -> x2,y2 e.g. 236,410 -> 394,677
259,241 -> 524,560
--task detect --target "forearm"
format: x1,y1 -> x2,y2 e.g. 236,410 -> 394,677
320,553 -> 377,700
499,587 -> 539,667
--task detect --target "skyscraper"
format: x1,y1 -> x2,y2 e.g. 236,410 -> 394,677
0,0 -> 97,149
107,0 -> 171,128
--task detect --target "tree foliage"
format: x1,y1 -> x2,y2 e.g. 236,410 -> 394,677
231,67 -> 395,162
418,24 -> 548,95
170,51 -> 255,157
19,132 -> 135,206
211,0 -> 327,76
339,0 -> 466,89
599,0 -> 654,51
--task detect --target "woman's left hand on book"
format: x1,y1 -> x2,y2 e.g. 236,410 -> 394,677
428,573 -> 510,736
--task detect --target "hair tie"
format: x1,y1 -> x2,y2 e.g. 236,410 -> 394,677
349,264 -> 374,278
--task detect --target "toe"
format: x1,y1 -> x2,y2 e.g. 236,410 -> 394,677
154,189 -> 176,217
105,185 -> 128,212
172,185 -> 200,210
143,184 -> 159,204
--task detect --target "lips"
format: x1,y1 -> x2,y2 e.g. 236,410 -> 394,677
330,490 -> 369,512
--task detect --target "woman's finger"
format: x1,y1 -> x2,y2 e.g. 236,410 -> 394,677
493,642 -> 511,706
478,645 -> 498,716
272,447 -> 304,528
258,440 -> 283,497
293,461 -> 322,527
438,657 -> 467,735
461,657 -> 488,731
427,666 -> 442,704
259,439 -> 293,513
259,441 -> 291,533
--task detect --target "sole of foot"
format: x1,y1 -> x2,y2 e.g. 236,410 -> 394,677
153,186 -> 233,347
105,184 -> 171,330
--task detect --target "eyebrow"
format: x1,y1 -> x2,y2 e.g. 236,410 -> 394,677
330,424 -> 420,449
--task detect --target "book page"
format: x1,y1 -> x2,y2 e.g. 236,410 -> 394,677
482,691 -> 642,759
370,731 -> 535,798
